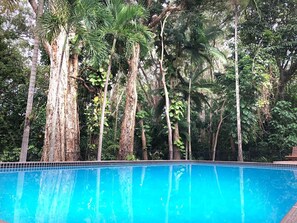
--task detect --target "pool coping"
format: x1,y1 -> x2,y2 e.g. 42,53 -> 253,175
1,160 -> 297,170
281,203 -> 297,223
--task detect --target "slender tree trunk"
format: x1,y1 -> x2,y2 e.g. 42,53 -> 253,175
161,62 -> 173,160
42,29 -> 80,161
173,123 -> 181,160
97,38 -> 117,161
199,105 -> 206,143
186,79 -> 192,160
209,101 -> 214,159
234,3 -> 243,162
160,15 -> 173,160
20,0 -> 44,162
118,44 -> 140,160
212,101 -> 225,161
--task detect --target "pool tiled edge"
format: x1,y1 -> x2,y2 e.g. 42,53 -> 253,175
1,160 -> 297,172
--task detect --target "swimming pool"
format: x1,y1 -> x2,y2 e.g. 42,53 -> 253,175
0,162 -> 297,222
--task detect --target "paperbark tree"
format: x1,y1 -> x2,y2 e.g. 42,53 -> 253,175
35,0 -> 80,161
41,28 -> 80,161
118,44 -> 140,160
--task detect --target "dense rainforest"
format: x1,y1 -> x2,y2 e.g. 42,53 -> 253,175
0,0 -> 296,162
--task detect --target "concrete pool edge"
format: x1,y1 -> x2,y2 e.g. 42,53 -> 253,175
281,203 -> 297,223
1,160 -> 297,170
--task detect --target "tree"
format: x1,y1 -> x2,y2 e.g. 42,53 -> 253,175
241,0 -> 297,100
37,0 -> 106,161
20,0 -> 44,162
0,4 -> 47,161
0,14 -> 28,161
118,4 -> 152,160
233,0 -> 243,161
89,0 -> 152,160
158,14 -> 174,159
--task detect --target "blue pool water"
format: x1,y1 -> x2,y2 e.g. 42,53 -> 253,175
1,163 -> 297,222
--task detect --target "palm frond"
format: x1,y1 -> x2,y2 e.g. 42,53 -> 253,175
116,4 -> 146,28
191,67 -> 209,82
83,30 -> 109,61
208,46 -> 227,64
73,0 -> 111,29
39,11 -> 63,42
48,0 -> 71,25
204,26 -> 223,42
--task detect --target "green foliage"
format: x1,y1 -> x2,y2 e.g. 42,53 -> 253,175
268,101 -> 297,153
103,0 -> 153,57
0,9 -> 47,161
87,68 -> 107,87
103,143 -> 119,160
136,110 -> 149,119
216,53 -> 262,148
0,148 -> 20,162
169,99 -> 185,123
174,137 -> 185,151
126,154 -> 136,161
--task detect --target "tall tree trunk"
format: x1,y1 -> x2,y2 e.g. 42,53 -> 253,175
97,38 -> 117,161
160,14 -> 173,160
234,3 -> 243,162
161,62 -> 173,160
186,79 -> 192,160
19,0 -> 44,162
42,29 -> 79,161
118,44 -> 140,160
276,62 -> 297,100
173,123 -> 181,160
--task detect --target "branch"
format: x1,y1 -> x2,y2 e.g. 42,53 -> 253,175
28,0 -> 51,56
42,41 -> 51,56
139,63 -> 153,92
137,76 -> 154,107
212,100 -> 226,161
285,60 -> 297,78
28,0 -> 38,14
70,76 -> 96,93
148,4 -> 182,29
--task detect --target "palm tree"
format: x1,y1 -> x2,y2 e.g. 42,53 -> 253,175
177,67 -> 211,159
19,0 -> 44,162
96,0 -> 152,160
